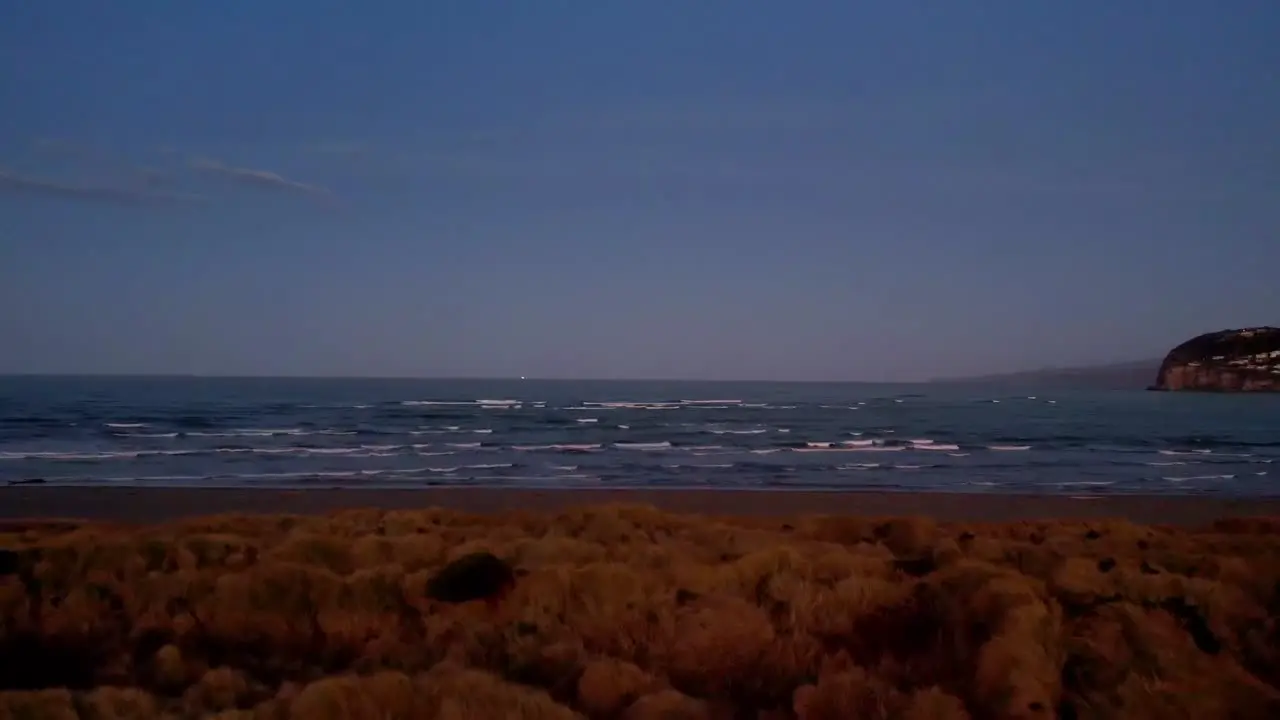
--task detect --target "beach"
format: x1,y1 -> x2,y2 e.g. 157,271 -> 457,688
5,485 -> 1280,525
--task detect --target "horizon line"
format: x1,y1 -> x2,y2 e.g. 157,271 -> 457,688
0,372 -> 938,384
0,357 -> 1161,385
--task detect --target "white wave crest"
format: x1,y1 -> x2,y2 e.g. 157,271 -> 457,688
680,399 -> 742,405
795,445 -> 904,453
116,432 -> 179,438
614,441 -> 672,450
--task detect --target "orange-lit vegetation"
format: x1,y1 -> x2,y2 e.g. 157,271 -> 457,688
2,505 -> 1279,719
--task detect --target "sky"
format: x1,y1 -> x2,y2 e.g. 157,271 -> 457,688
1,1 -> 1277,381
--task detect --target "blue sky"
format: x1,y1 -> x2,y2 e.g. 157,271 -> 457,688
2,1 -> 1277,381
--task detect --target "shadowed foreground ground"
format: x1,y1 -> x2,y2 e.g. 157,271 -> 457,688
2,501 -> 1280,719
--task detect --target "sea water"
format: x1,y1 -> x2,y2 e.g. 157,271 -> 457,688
1,376 -> 1277,495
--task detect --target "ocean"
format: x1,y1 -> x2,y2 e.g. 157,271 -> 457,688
1,376 -> 1277,495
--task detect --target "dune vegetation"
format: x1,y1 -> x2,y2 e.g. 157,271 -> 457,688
2,503 -> 1279,719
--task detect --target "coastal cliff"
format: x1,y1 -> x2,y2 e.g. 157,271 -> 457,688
1151,327 -> 1280,392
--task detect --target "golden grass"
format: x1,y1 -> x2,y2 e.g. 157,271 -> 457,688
2,505 -> 1279,719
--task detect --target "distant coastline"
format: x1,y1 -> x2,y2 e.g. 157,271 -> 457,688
927,359 -> 1160,390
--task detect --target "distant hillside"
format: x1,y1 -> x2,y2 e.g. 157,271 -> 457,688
928,359 -> 1160,389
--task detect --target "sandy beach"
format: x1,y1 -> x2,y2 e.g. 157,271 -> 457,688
4,485 -> 1280,526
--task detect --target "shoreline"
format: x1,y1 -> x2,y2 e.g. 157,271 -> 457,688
4,485 -> 1279,525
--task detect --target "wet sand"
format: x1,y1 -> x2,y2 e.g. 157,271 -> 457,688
3,486 -> 1279,525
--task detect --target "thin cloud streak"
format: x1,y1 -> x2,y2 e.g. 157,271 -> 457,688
0,169 -> 207,205
190,157 -> 334,198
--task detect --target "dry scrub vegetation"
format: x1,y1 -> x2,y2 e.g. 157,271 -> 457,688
2,505 -> 1280,719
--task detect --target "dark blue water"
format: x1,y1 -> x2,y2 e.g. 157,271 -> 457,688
1,376 -> 1277,495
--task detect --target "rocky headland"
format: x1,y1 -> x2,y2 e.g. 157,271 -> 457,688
1151,326 -> 1280,392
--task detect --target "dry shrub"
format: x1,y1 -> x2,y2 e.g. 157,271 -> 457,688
899,687 -> 971,720
266,534 -> 355,574
663,596 -> 776,698
0,689 -> 78,720
577,657 -> 660,716
75,686 -> 160,720
286,671 -> 424,719
151,644 -> 191,691
2,504 -> 1280,718
621,689 -> 710,720
793,664 -> 897,719
878,516 -> 940,558
182,667 -> 252,715
414,663 -> 579,720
